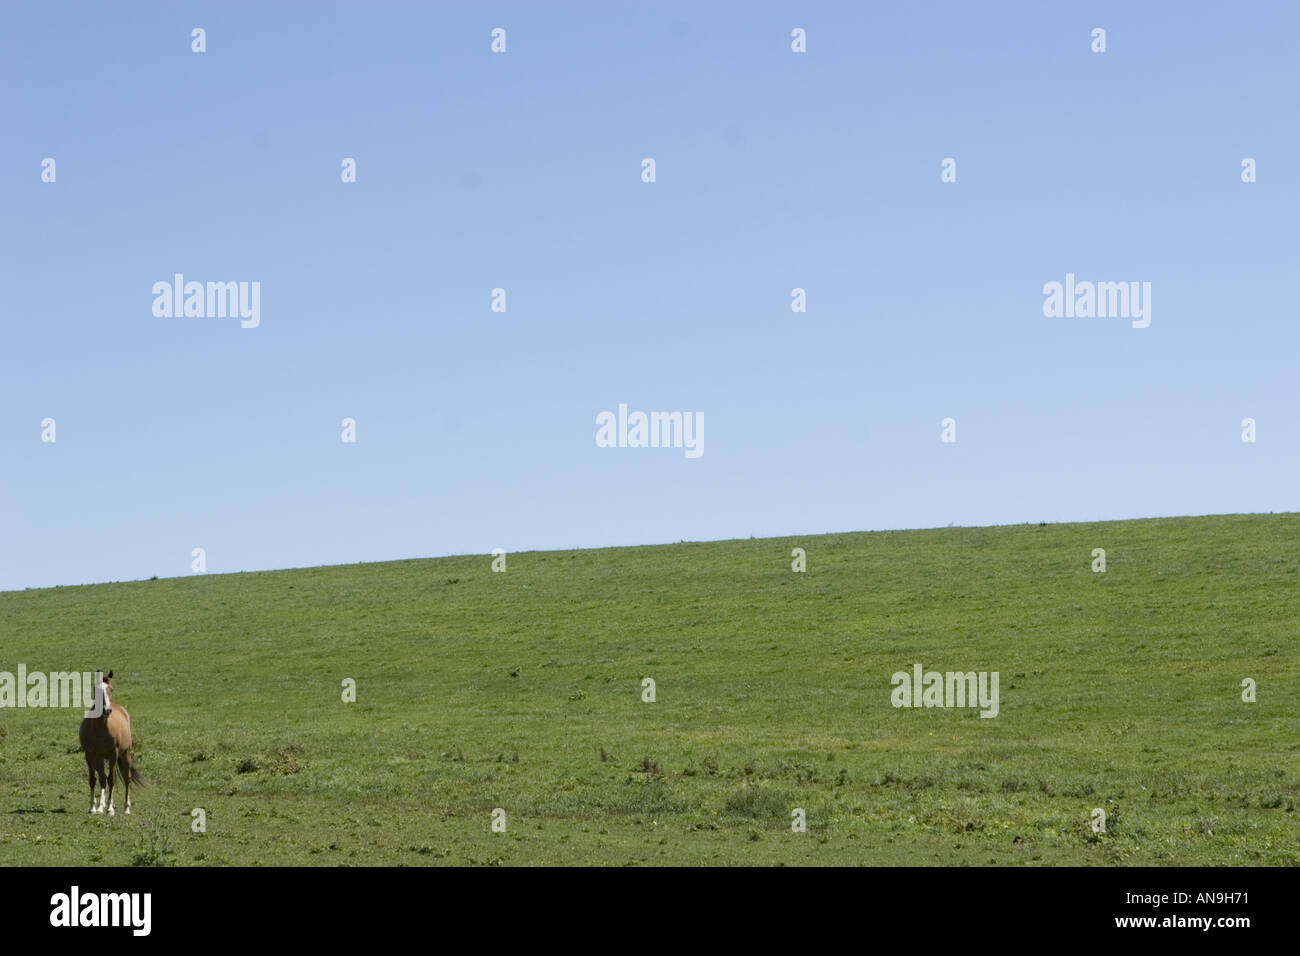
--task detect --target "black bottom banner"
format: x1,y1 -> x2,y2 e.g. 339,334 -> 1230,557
0,865 -> 1288,942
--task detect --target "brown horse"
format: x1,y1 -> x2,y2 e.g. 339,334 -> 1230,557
78,670 -> 143,816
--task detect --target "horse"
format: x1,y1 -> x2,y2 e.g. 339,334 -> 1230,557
78,670 -> 143,816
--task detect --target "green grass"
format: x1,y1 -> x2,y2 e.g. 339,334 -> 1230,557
1,513 -> 1297,866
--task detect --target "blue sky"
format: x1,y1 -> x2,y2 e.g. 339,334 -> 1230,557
2,1 -> 1296,590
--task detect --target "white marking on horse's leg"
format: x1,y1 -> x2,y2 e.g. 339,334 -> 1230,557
95,788 -> 106,813
125,796 -> 131,815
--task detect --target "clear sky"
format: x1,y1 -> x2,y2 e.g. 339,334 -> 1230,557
2,1 -> 1296,591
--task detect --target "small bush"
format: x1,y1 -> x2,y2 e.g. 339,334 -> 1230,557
723,784 -> 791,821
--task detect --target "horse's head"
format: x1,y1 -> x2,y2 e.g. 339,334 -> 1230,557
98,670 -> 114,717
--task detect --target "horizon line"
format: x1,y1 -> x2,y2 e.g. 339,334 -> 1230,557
4,509 -> 1294,596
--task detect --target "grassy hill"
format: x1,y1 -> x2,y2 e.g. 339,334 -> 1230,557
1,513 -> 1297,866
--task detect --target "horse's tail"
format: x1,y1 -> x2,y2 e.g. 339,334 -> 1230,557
124,754 -> 145,787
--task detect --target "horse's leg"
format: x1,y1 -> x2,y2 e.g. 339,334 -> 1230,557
94,759 -> 107,813
105,754 -> 117,816
85,754 -> 97,813
121,752 -> 131,815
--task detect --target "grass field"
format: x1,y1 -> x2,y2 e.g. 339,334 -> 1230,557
1,513 -> 1297,866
